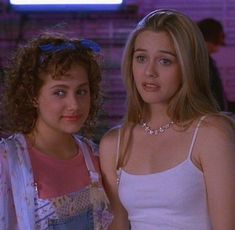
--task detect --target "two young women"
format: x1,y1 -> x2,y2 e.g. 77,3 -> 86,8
1,9 -> 235,230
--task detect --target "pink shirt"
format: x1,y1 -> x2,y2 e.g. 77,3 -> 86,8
29,145 -> 100,199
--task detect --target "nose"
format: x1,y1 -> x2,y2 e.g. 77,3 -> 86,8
145,60 -> 158,78
67,94 -> 79,111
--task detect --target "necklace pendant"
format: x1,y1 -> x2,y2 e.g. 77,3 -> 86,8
159,127 -> 164,133
149,130 -> 154,135
154,130 -> 159,135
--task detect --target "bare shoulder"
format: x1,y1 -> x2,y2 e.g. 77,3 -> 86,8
100,125 -> 121,152
100,125 -> 121,143
200,114 -> 235,141
99,125 -> 122,167
196,114 -> 235,162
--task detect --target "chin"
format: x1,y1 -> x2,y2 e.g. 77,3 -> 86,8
62,126 -> 82,134
143,97 -> 162,104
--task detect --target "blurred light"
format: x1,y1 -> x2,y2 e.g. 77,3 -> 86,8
9,0 -> 123,11
10,0 -> 123,5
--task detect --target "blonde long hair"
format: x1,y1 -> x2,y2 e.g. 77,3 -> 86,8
118,9 -> 219,168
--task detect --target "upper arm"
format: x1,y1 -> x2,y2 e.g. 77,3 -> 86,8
99,127 -> 129,229
198,116 -> 235,230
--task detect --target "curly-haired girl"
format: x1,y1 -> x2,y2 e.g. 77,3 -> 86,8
0,32 -> 112,229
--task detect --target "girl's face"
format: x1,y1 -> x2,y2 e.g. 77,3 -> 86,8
132,30 -> 182,107
35,64 -> 90,135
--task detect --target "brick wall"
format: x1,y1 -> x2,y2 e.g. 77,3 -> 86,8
0,0 -> 235,141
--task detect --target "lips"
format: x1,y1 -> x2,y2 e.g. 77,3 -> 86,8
142,82 -> 160,92
62,115 -> 81,121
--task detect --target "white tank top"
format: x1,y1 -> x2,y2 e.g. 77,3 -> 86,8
117,117 -> 212,230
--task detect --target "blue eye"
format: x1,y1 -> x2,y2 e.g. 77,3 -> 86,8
159,58 -> 172,65
135,55 -> 147,63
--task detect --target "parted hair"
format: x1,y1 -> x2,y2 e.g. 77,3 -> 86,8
1,32 -> 102,137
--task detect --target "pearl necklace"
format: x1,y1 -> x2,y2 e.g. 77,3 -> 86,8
141,121 -> 174,135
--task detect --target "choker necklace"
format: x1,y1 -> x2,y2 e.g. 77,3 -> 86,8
141,121 -> 174,135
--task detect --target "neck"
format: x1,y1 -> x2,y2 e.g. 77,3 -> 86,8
146,105 -> 171,128
28,128 -> 77,160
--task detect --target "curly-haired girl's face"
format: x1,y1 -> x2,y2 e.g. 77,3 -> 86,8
34,64 -> 91,135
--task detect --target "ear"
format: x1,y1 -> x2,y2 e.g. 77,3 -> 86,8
32,98 -> 38,107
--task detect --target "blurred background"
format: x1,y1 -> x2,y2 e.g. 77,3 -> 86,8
0,0 -> 235,142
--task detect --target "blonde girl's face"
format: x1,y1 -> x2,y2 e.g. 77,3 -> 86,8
132,30 -> 182,107
35,64 -> 91,135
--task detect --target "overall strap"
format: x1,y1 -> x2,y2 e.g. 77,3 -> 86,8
188,116 -> 207,159
77,138 -> 99,183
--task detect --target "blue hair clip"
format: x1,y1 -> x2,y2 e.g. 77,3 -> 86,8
39,40 -> 100,64
80,39 -> 101,53
39,42 -> 76,53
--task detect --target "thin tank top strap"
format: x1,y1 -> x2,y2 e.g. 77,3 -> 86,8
77,138 -> 99,183
187,116 -> 207,159
116,127 -> 122,185
116,127 -> 121,169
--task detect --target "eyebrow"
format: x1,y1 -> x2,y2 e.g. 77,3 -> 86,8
49,82 -> 89,90
134,48 -> 176,57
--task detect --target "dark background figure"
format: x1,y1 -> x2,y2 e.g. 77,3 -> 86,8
198,18 -> 228,111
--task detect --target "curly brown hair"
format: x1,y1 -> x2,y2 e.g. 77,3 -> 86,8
2,32 -> 103,138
